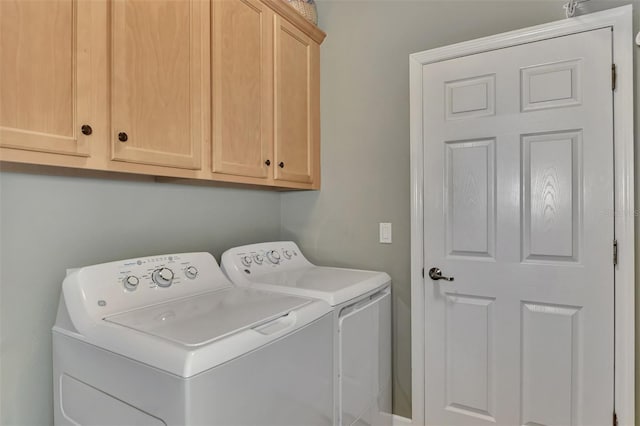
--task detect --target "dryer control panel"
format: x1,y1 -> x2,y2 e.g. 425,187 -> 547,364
62,252 -> 232,335
221,241 -> 313,279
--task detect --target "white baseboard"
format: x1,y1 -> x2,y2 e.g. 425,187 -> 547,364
392,414 -> 412,425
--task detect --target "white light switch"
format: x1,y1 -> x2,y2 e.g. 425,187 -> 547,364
379,223 -> 392,244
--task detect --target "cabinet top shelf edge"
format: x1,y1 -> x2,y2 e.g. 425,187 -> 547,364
261,0 -> 327,44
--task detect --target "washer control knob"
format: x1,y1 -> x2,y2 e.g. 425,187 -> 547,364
266,250 -> 281,264
184,266 -> 198,279
283,250 -> 292,259
241,256 -> 252,267
253,254 -> 264,265
123,275 -> 139,291
152,267 -> 174,287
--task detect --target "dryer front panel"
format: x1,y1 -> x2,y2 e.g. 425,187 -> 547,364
338,288 -> 392,426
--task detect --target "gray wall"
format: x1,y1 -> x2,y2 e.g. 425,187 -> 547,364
281,0 -> 639,418
0,169 -> 281,425
1,1 -> 638,425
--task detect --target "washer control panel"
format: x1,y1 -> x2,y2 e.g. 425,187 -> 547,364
63,252 -> 232,324
221,241 -> 313,280
117,254 -> 203,293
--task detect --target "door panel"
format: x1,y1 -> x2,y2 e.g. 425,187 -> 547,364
444,294 -> 494,421
423,28 -> 613,425
522,131 -> 581,262
212,0 -> 272,178
445,75 -> 496,120
0,0 -> 91,156
521,302 -> 580,426
521,60 -> 581,111
111,0 -> 204,169
445,138 -> 495,258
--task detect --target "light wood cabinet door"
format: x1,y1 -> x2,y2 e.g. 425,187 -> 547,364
273,16 -> 319,184
111,0 -> 205,170
212,0 -> 273,178
0,0 -> 95,157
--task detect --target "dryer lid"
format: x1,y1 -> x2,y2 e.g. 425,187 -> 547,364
105,287 -> 311,347
245,267 -> 391,306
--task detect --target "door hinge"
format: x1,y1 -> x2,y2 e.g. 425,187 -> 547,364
422,267 -> 425,278
613,240 -> 618,266
612,63 -> 617,90
613,411 -> 618,426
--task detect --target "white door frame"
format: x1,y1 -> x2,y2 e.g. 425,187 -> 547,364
409,6 -> 634,426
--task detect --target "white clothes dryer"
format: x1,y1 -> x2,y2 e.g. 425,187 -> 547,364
53,252 -> 334,426
221,242 -> 392,426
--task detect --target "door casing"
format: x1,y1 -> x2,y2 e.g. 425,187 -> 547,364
409,6 -> 634,425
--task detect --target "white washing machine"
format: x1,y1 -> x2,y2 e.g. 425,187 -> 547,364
52,252 -> 334,426
221,242 -> 392,426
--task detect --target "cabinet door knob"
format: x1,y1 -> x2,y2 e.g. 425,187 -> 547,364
81,124 -> 93,136
278,162 -> 285,168
265,159 -> 271,166
118,132 -> 128,142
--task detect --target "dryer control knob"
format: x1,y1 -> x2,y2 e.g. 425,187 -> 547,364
253,254 -> 264,265
283,250 -> 292,259
241,256 -> 252,267
184,266 -> 198,279
266,250 -> 281,264
123,275 -> 139,291
152,267 -> 174,287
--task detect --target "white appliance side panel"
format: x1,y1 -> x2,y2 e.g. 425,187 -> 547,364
189,313 -> 334,425
339,290 -> 392,426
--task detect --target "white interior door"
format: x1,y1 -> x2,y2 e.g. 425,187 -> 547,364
422,28 -> 614,425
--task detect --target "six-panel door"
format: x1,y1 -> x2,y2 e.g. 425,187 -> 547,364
0,0 -> 94,157
110,0 -> 206,170
422,28 -> 614,425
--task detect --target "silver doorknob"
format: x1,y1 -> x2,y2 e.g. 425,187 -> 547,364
428,267 -> 454,282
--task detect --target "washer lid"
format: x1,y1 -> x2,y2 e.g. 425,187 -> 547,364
245,267 -> 391,306
105,287 -> 311,347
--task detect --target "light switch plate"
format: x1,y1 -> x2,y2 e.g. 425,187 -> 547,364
379,223 -> 392,244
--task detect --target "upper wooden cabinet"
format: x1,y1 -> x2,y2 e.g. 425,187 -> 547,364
0,0 -> 325,190
110,0 -> 206,170
274,16 -> 319,184
212,0 -> 273,178
0,0 -> 97,158
212,0 -> 323,187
